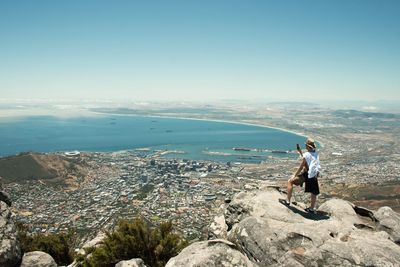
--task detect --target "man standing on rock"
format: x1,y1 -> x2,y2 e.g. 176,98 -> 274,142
0,176 -> 12,207
285,138 -> 321,213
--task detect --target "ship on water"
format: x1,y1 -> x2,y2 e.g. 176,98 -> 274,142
233,147 -> 253,151
271,150 -> 289,154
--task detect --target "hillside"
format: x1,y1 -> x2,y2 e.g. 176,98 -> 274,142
0,152 -> 84,187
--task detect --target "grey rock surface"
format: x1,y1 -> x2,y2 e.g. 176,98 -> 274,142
208,214 -> 228,239
115,258 -> 147,267
0,202 -> 21,267
165,239 -> 256,267
20,251 -> 57,267
224,187 -> 400,266
70,231 -> 107,266
374,206 -> 400,244
77,231 -> 106,256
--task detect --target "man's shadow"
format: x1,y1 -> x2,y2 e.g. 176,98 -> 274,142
279,199 -> 330,221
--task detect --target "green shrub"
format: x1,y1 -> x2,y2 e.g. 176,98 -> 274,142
77,218 -> 188,267
17,223 -> 75,265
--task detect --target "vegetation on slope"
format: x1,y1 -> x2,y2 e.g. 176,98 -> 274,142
17,222 -> 76,265
76,218 -> 188,267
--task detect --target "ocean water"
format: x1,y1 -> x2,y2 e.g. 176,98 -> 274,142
0,115 -> 305,163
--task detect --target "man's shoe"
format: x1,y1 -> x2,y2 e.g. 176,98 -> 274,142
279,199 -> 290,206
305,208 -> 316,214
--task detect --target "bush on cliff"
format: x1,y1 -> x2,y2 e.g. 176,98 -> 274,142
17,222 -> 75,265
76,218 -> 188,267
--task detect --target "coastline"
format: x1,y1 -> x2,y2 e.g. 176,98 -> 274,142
0,111 -> 314,158
89,111 -> 308,140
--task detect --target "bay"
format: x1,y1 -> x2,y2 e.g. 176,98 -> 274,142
0,115 -> 305,163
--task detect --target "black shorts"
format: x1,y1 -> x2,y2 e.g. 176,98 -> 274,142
305,177 -> 320,195
289,172 -> 307,187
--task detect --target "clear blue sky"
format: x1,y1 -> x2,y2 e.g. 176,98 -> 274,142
0,0 -> 399,102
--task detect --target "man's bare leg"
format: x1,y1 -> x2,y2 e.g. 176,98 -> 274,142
286,180 -> 294,204
310,194 -> 317,210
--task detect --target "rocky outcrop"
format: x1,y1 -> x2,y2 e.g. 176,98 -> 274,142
167,186 -> 400,267
0,202 -> 21,267
20,251 -> 57,267
223,186 -> 400,266
165,239 -> 256,267
115,258 -> 147,267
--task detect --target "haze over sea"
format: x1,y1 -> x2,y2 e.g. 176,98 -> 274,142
0,115 -> 304,163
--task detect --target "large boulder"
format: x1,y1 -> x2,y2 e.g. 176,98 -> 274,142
224,187 -> 400,266
165,239 -> 256,267
115,258 -> 147,267
20,251 -> 57,267
0,202 -> 21,267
